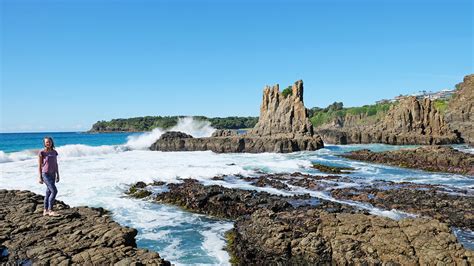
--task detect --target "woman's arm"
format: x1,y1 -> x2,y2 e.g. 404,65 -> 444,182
55,150 -> 60,182
38,153 -> 44,184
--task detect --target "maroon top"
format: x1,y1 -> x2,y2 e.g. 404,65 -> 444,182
39,149 -> 58,174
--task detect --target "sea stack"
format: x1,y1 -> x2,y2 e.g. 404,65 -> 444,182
150,80 -> 324,153
249,80 -> 314,137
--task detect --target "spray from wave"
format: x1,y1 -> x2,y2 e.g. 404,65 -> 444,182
125,117 -> 216,150
0,150 -> 38,163
0,117 -> 216,163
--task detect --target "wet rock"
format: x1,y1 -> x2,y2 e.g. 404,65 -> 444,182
159,131 -> 193,140
236,172 -> 352,191
154,179 -> 293,219
127,178 -> 473,264
311,163 -> 354,174
342,145 -> 474,175
232,208 -> 473,265
150,134 -> 323,153
127,182 -> 152,199
332,186 -> 474,230
240,176 -> 290,190
152,179 -> 353,219
0,189 -> 170,265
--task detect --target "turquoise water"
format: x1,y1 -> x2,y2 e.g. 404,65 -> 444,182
1,131 -> 473,264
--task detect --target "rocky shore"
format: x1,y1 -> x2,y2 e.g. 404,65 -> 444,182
150,80 -> 324,153
445,74 -> 474,145
233,208 -> 471,265
229,172 -> 474,229
0,189 -> 170,265
314,74 -> 474,146
342,145 -> 474,175
332,184 -> 474,230
126,178 -> 473,264
316,96 -> 461,145
150,179 -> 355,219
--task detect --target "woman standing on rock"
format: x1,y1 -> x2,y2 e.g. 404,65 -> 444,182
38,136 -> 60,216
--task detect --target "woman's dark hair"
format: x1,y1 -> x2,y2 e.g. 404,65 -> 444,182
43,136 -> 55,150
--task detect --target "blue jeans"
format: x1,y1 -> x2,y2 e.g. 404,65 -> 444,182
42,173 -> 58,210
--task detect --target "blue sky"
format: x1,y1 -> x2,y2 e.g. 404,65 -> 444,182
1,0 -> 472,132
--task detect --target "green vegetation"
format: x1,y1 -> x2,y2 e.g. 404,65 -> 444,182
311,163 -> 354,174
126,182 -> 151,198
281,86 -> 292,97
309,101 -> 394,127
433,99 -> 448,114
225,230 -> 239,265
90,116 -> 258,132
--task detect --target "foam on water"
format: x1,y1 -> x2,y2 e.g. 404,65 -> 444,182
125,117 -> 216,150
453,144 -> 474,154
0,117 -> 217,163
1,127 -> 474,261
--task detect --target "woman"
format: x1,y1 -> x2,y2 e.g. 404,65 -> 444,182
38,136 -> 60,216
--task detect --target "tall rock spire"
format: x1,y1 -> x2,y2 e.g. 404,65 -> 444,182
249,80 -> 314,137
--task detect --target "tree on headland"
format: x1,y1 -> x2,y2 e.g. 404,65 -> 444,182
89,116 -> 259,132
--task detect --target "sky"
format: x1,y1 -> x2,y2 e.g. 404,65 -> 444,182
1,0 -> 472,132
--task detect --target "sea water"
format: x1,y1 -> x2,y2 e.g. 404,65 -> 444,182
1,118 -> 473,264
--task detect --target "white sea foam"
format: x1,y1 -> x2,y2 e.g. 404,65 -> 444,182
125,127 -> 165,150
201,222 -> 234,265
0,117 -> 217,163
58,144 -> 128,157
1,140 -> 473,262
0,149 -> 38,163
124,117 -> 216,150
453,144 -> 474,154
0,151 -> 13,163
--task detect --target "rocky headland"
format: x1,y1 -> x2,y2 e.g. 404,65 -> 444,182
0,189 -> 170,265
342,145 -> 474,175
316,96 -> 460,145
315,74 -> 473,146
445,74 -> 474,145
150,80 -> 324,153
126,178 -> 474,264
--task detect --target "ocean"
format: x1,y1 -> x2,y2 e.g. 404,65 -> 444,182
1,118 -> 473,265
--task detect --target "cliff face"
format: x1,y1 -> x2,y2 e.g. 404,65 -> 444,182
378,96 -> 455,138
445,74 -> 474,145
316,96 -> 460,145
249,80 -> 314,137
150,80 -> 324,153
